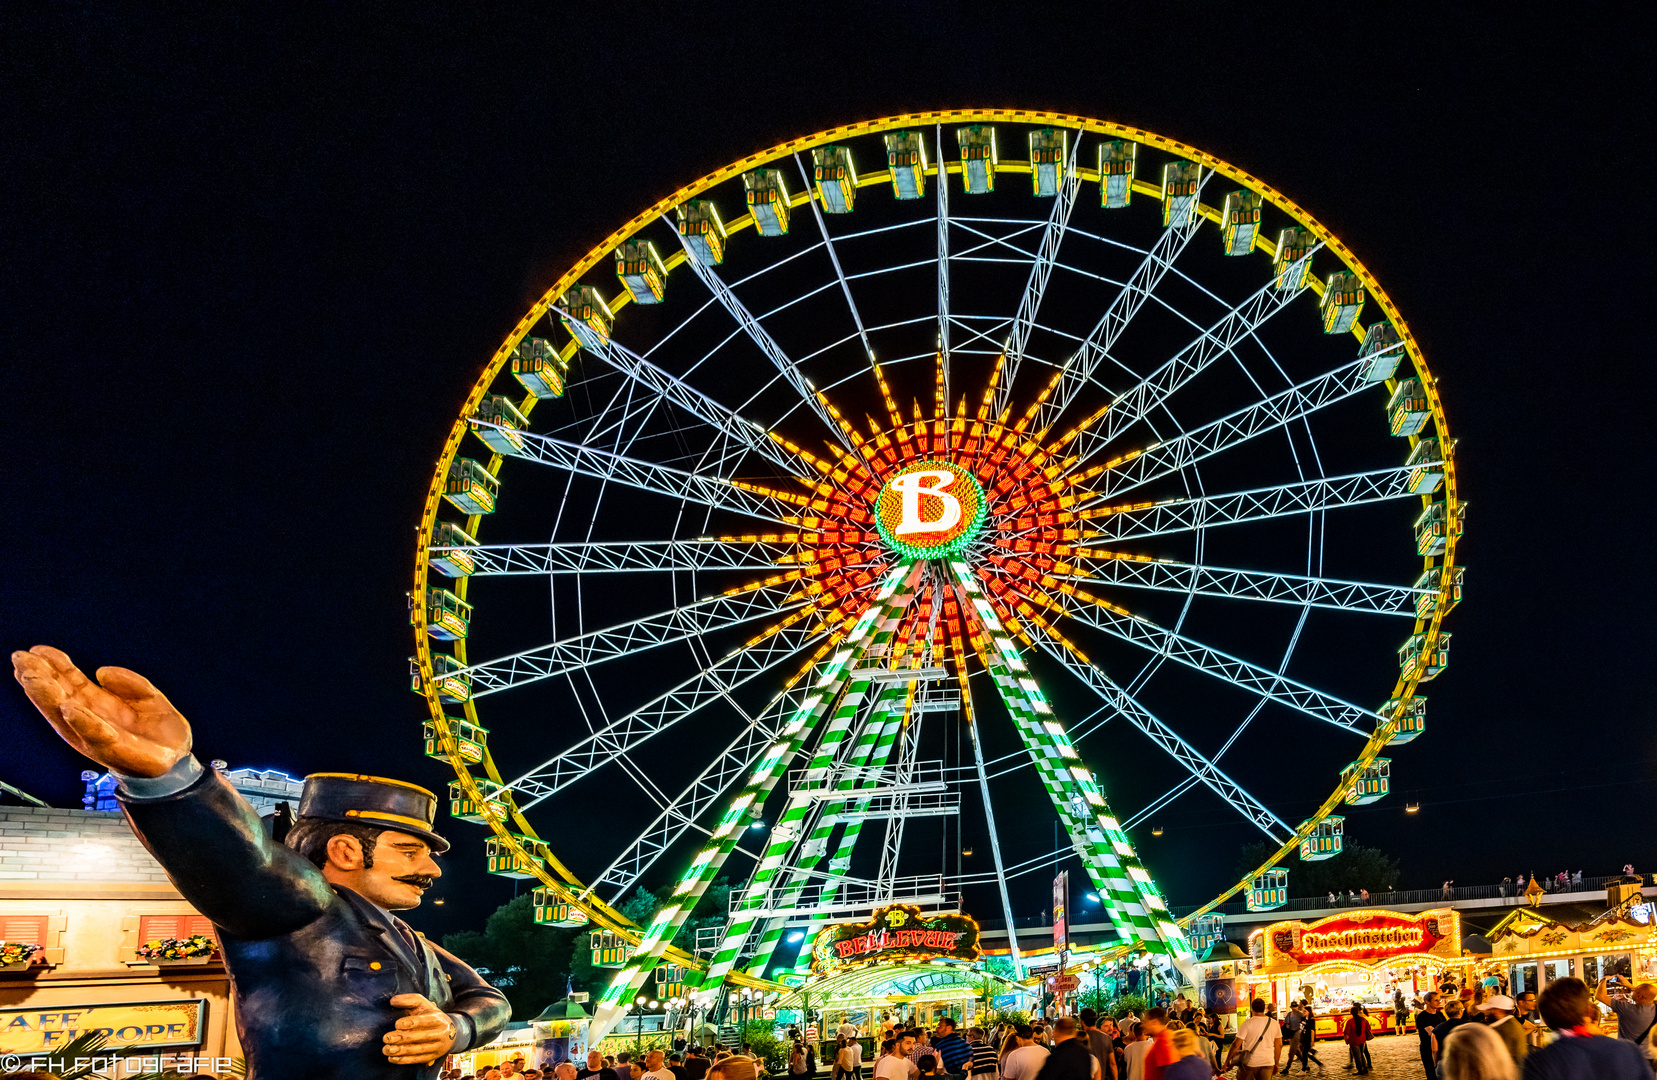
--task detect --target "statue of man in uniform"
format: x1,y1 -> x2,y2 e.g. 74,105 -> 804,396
12,646 -> 511,1079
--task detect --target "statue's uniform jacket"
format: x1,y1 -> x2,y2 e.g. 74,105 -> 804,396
119,768 -> 510,1080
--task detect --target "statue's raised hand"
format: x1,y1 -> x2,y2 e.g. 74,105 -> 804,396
11,646 -> 192,778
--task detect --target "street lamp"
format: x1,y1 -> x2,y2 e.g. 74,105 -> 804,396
634,994 -> 650,1058
739,987 -> 755,1049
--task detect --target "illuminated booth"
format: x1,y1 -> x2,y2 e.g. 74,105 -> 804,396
772,904 -> 1018,1034
1487,879 -> 1657,999
1245,908 -> 1462,1039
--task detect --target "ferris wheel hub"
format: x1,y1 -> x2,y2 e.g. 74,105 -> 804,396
872,459 -> 987,559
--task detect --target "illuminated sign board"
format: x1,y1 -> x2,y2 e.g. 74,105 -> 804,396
873,461 -> 987,559
810,904 -> 980,974
0,999 -> 207,1054
1260,909 -> 1460,972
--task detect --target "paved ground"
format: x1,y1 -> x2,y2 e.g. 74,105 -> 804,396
1274,1033 -> 1429,1080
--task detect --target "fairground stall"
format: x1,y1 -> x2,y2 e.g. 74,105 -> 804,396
1488,879 -> 1657,1002
1244,908 -> 1463,1038
774,905 -> 1021,1041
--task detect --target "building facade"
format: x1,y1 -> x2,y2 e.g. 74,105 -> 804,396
0,804 -> 241,1062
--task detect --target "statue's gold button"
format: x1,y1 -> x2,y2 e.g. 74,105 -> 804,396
370,962 -> 382,970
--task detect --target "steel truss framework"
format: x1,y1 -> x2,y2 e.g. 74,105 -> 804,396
410,111 -> 1461,1040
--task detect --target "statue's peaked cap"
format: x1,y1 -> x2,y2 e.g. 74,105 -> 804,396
298,772 -> 449,853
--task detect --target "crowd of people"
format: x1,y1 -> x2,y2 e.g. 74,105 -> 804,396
427,970 -> 1657,1080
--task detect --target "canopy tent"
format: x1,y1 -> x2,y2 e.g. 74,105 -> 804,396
774,962 -> 1023,1012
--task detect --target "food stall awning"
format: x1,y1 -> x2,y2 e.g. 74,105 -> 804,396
774,962 -> 1021,1011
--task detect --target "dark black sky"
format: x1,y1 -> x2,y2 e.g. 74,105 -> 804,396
4,3 -> 1653,941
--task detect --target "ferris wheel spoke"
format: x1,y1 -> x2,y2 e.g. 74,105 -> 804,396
585,684 -> 804,901
456,583 -> 805,697
1037,170 -> 1219,431
792,154 -> 875,365
1022,627 -> 1292,842
478,422 -> 803,527
947,563 -> 1193,965
1084,356 -> 1378,501
1076,463 -> 1425,542
453,537 -> 798,576
936,124 -> 951,405
1057,247 -> 1321,457
504,615 -> 834,811
1041,551 -> 1425,616
1031,578 -> 1381,734
546,311 -> 803,473
994,131 -> 1083,417
664,215 -> 852,453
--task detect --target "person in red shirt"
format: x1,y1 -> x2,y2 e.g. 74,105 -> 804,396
1341,1005 -> 1372,1076
1138,1010 -> 1177,1080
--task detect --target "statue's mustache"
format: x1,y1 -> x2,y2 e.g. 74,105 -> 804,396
394,875 -> 435,890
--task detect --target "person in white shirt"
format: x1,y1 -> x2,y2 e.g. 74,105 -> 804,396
999,1024 -> 1049,1080
837,1021 -> 861,1041
641,1051 -> 676,1080
1120,1034 -> 1150,1080
874,1035 -> 915,1080
1227,999 -> 1282,1080
836,1035 -> 864,1080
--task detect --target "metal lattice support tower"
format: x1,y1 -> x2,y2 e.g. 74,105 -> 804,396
587,560 -> 923,1041
742,683 -> 912,977
699,567 -> 927,987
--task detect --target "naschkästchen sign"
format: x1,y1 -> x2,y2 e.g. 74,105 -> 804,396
810,904 -> 981,974
1257,908 -> 1461,974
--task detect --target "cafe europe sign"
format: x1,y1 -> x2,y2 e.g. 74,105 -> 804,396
0,999 -> 207,1054
1259,908 -> 1461,973
811,905 -> 980,974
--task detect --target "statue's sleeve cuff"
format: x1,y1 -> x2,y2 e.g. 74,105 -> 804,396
112,754 -> 205,799
448,1011 -> 478,1053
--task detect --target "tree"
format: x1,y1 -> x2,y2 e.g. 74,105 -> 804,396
443,893 -> 577,1021
466,879 -> 737,1011
1233,840 -> 1402,898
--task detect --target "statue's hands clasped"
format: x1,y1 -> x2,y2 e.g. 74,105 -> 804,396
382,994 -> 460,1064
11,645 -> 192,779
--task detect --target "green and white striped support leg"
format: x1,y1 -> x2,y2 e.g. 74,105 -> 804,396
783,699 -> 908,975
948,561 -> 1195,973
699,561 -> 925,987
739,686 -> 910,977
588,560 -> 923,1041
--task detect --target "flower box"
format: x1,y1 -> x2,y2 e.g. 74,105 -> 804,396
0,943 -> 40,971
136,933 -> 216,964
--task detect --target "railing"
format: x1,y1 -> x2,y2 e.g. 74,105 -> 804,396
1172,875 -> 1639,919
729,873 -> 959,920
971,877 -> 1646,933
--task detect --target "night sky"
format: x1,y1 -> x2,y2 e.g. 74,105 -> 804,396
4,4 -> 1653,943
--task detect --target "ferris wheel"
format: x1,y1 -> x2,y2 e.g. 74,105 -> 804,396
409,110 -> 1461,1037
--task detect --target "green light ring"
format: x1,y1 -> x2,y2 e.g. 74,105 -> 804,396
872,461 -> 988,559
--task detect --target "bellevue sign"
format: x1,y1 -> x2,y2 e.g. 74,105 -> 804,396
810,904 -> 981,974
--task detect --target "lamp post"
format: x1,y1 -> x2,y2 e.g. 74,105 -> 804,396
739,987 -> 754,1049
634,994 -> 650,1059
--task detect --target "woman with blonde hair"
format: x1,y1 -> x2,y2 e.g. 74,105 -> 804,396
1440,1022 -> 1516,1080
1160,1028 -> 1209,1080
709,1056 -> 760,1080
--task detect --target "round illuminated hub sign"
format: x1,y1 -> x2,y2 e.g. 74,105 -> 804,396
873,460 -> 988,559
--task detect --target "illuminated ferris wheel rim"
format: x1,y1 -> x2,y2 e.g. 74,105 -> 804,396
409,108 -> 1461,999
